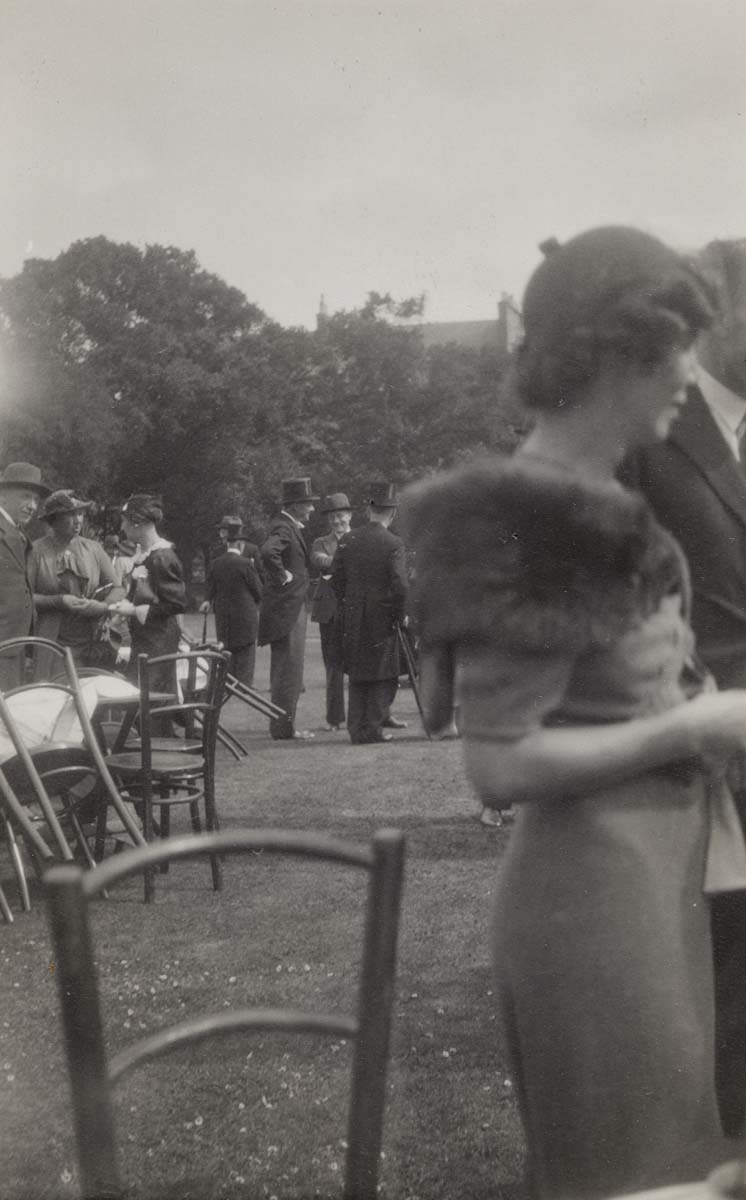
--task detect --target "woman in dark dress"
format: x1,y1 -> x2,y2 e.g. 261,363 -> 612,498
403,228 -> 746,1199
108,494 -> 186,700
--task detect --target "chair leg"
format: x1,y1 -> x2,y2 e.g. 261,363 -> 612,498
4,817 -> 30,913
0,882 -> 13,923
94,803 -> 108,863
158,800 -> 170,874
65,802 -> 98,872
203,775 -> 223,892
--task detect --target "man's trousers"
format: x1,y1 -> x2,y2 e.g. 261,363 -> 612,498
319,620 -> 345,727
347,677 -> 398,744
268,608 -> 307,739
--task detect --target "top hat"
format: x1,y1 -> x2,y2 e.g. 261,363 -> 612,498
281,478 -> 318,505
41,489 -> 92,521
367,481 -> 398,508
217,514 -> 243,530
0,462 -> 50,497
321,492 -> 352,513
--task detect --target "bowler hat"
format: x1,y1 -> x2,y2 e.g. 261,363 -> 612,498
367,481 -> 398,508
0,462 -> 50,497
321,492 -> 351,513
41,490 -> 92,521
217,514 -> 243,530
281,478 -> 318,505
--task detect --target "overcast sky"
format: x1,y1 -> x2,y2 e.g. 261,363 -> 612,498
3,0 -> 745,328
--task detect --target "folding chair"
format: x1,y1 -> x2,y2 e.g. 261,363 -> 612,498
180,632 -> 286,759
0,638 -> 145,911
105,651 -> 230,900
45,827 -> 406,1200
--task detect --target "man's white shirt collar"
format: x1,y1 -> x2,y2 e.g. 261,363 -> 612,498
280,509 -> 304,529
698,366 -> 746,459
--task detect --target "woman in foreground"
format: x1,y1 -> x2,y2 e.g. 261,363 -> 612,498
402,227 -> 746,1199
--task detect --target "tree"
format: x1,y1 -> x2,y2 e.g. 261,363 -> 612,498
0,238 -> 271,578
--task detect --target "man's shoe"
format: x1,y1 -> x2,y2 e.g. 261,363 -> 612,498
382,716 -> 408,729
372,732 -> 393,743
292,730 -> 315,740
323,724 -> 341,732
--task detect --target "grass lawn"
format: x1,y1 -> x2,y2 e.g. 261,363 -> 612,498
0,623 -> 526,1199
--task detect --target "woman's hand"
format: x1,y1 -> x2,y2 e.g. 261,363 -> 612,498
108,599 -> 136,617
680,690 -> 746,765
59,595 -> 90,611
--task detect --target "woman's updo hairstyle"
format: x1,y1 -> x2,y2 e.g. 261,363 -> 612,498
515,226 -> 716,411
121,494 -> 164,527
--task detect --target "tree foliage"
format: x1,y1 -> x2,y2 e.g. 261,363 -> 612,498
0,239 -> 522,590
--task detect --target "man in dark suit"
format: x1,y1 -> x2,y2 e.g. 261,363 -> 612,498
258,478 -> 317,740
621,237 -> 746,1137
310,492 -> 352,731
0,462 -> 50,691
331,482 -> 408,745
201,520 -> 263,687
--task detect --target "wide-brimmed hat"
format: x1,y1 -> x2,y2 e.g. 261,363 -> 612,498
281,478 -> 319,505
367,481 -> 398,508
217,514 -> 243,531
41,489 -> 92,521
321,492 -> 351,513
0,462 -> 50,497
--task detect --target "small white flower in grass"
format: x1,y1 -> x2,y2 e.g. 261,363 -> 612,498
267,1144 -> 278,1155
127,1008 -> 134,1016
228,976 -> 237,984
240,1126 -> 247,1133
330,1162 -> 339,1172
238,1101 -> 245,1110
261,1094 -> 275,1109
6,1074 -> 14,1083
60,1168 -> 73,1184
194,1115 -> 203,1127
303,963 -> 311,972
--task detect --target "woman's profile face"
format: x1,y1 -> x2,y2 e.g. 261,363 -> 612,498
120,515 -> 140,543
619,346 -> 697,447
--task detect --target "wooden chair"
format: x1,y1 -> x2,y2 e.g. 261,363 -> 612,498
105,650 -> 230,901
45,827 -> 406,1200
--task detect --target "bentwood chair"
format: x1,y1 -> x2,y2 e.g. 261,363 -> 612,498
105,650 -> 230,901
45,827 -> 406,1200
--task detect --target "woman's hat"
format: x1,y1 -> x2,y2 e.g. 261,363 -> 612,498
0,462 -> 50,497
521,225 -> 703,347
281,478 -> 319,505
121,494 -> 164,524
367,481 -> 398,507
321,493 -> 351,513
41,490 -> 92,521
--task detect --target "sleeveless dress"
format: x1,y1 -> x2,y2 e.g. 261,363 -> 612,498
403,457 -> 746,1200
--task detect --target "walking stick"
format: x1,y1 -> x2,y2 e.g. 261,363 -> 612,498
396,623 -> 431,740
201,609 -> 209,645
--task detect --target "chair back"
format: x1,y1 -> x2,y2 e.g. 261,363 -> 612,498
136,648 -> 230,775
45,827 -> 405,1200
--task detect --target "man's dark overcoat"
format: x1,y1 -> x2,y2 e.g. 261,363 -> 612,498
258,514 -> 311,646
0,512 -> 34,690
622,383 -> 746,1138
331,522 -> 408,681
207,551 -> 263,649
622,386 -> 746,687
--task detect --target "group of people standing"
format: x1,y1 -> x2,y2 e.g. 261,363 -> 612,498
203,477 -> 410,745
0,481 -> 186,698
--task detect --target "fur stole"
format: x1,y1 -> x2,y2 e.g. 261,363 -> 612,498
400,455 -> 685,654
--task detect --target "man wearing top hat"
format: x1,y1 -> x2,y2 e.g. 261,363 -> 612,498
331,482 -> 409,744
200,517 -> 263,688
258,478 -> 317,740
311,493 -> 352,731
0,462 -> 50,690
